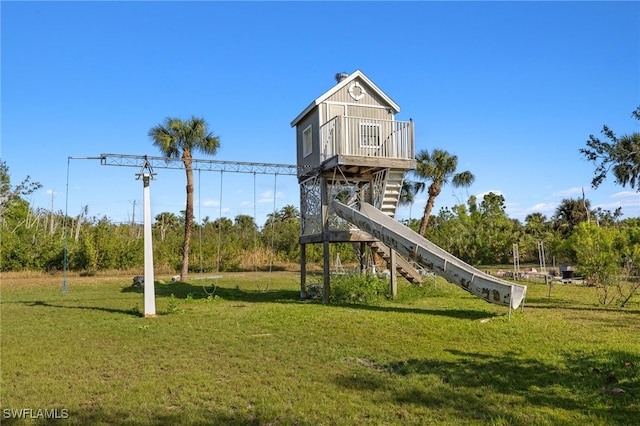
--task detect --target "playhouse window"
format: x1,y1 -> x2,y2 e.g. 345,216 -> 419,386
302,124 -> 313,158
359,122 -> 381,147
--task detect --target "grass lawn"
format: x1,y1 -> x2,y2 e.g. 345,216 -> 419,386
1,271 -> 638,425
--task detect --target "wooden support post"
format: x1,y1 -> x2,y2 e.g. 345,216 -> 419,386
300,243 -> 307,299
323,240 -> 330,304
321,176 -> 330,304
390,248 -> 397,298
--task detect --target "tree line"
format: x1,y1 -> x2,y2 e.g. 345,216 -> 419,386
0,160 -> 348,274
2,107 -> 638,304
2,157 -> 637,275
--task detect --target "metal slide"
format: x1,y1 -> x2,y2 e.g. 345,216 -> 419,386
332,201 -> 527,310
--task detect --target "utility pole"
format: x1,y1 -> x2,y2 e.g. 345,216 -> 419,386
50,190 -> 55,235
131,199 -> 136,225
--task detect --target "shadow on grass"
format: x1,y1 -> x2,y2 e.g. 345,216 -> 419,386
121,281 -> 499,320
525,299 -> 640,314
339,303 -> 501,320
23,300 -> 142,317
337,348 -> 638,425
17,281 -> 506,321
121,280 -> 302,304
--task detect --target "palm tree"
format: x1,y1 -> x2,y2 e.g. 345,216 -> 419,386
154,211 -> 180,242
611,132 -> 640,189
581,106 -> 640,190
149,116 -> 220,280
524,212 -> 549,239
264,211 -> 279,227
398,179 -> 426,219
553,198 -> 593,238
266,205 -> 299,226
412,148 -> 475,236
279,204 -> 299,222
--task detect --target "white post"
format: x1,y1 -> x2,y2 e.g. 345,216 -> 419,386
142,173 -> 156,317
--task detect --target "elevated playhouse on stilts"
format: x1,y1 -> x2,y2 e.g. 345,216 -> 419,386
291,70 -> 422,303
291,70 -> 527,312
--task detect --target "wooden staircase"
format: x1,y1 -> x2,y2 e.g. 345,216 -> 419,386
370,169 -> 423,284
370,241 -> 423,284
380,169 -> 405,217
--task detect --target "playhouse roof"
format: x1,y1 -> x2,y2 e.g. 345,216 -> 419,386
290,70 -> 401,127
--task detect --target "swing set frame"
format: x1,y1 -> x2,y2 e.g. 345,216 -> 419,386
62,153 -> 302,315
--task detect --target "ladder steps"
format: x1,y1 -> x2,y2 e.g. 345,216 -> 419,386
380,168 -> 405,218
370,241 -> 423,284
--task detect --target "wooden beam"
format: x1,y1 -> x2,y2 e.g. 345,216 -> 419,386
320,156 -> 415,174
390,249 -> 398,298
323,240 -> 330,304
300,230 -> 378,244
300,243 -> 307,299
321,176 -> 330,304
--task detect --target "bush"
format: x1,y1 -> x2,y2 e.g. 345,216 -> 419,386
328,273 -> 391,304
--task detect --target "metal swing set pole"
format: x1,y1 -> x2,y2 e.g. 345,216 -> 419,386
62,153 -> 301,309
136,158 -> 157,317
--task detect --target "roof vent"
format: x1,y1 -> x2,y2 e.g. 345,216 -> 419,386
335,72 -> 348,83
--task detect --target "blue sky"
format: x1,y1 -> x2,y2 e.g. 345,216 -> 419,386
2,1 -> 639,228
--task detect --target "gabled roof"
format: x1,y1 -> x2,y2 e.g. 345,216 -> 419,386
290,70 -> 401,127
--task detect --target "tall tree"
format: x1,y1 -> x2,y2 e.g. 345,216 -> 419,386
266,204 -> 299,225
278,204 -> 300,222
398,179 -> 425,219
580,106 -> 640,190
149,116 -> 220,280
0,160 -> 42,221
412,148 -> 474,236
553,198 -> 593,238
154,212 -> 180,242
569,222 -> 622,305
234,214 -> 258,250
524,212 -> 549,238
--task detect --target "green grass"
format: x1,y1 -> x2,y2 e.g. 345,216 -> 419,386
1,271 -> 638,425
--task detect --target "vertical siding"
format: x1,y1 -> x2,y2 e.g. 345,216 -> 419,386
348,105 -> 390,120
325,78 -> 388,111
295,75 -> 409,170
295,110 -> 320,169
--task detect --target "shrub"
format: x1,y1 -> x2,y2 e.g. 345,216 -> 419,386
164,294 -> 181,314
329,273 -> 391,304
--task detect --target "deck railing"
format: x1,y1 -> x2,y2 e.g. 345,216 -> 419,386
320,116 -> 414,162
